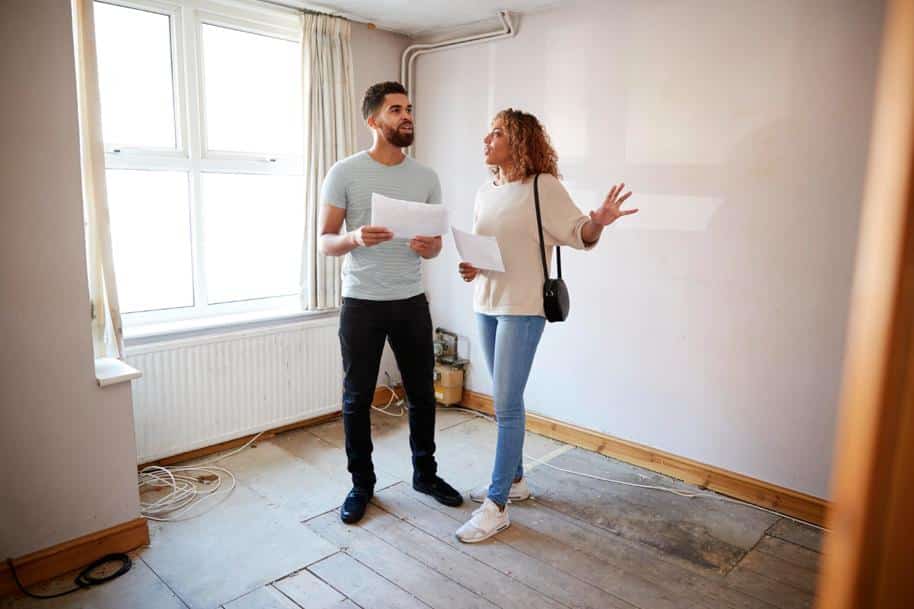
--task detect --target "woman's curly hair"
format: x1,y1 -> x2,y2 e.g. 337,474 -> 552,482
491,108 -> 560,182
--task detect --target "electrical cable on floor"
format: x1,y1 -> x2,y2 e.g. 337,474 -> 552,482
5,553 -> 131,599
372,372 -> 407,417
441,405 -> 826,532
372,385 -> 406,417
137,430 -> 267,522
521,452 -> 826,531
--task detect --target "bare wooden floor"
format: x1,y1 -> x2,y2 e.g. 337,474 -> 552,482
2,407 -> 822,609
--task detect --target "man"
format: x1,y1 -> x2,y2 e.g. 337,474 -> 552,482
319,81 -> 463,524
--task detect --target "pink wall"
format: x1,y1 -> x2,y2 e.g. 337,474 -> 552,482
0,0 -> 142,558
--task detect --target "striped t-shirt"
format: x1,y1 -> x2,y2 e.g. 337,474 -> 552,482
321,151 -> 442,301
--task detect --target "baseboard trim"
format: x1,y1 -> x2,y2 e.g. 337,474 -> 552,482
139,410 -> 342,469
138,386 -> 402,469
460,389 -> 829,526
0,517 -> 150,597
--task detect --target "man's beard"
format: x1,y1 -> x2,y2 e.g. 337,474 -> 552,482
380,121 -> 414,148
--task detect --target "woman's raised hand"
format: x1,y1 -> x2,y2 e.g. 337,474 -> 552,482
589,183 -> 637,226
458,262 -> 479,282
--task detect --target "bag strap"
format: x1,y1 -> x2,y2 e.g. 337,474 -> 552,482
533,174 -> 562,280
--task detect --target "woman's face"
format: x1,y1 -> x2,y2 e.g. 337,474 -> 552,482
483,118 -> 511,167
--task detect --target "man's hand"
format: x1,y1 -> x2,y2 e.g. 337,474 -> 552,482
351,226 -> 394,247
409,235 -> 442,259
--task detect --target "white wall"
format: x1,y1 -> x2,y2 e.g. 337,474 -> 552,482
0,1 -> 142,558
350,22 -> 410,151
416,0 -> 884,498
349,23 -> 412,385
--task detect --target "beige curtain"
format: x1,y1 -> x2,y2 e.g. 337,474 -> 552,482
301,13 -> 356,311
73,0 -> 124,358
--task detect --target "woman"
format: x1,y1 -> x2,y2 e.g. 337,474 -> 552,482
455,109 -> 637,543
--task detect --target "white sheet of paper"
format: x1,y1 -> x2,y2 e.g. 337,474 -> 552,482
370,193 -> 449,239
451,227 -> 505,272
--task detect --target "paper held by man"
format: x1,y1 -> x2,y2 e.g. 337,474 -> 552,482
370,193 -> 449,239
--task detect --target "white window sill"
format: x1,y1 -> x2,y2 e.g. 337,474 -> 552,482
124,307 -> 339,347
95,357 -> 143,387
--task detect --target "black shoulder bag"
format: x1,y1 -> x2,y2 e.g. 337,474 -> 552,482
533,174 -> 570,322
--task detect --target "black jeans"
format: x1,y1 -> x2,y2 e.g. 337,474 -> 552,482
338,293 -> 437,490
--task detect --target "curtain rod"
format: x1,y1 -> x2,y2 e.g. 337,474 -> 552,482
255,0 -> 369,24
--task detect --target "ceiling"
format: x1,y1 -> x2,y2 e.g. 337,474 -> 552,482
270,0 -> 564,37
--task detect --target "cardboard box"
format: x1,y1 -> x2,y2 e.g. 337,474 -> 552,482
435,364 -> 463,387
434,384 -> 463,405
434,364 -> 464,405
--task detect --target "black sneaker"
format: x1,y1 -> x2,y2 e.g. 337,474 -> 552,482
340,487 -> 373,524
413,475 -> 464,507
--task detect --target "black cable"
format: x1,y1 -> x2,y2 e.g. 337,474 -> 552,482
6,553 -> 132,600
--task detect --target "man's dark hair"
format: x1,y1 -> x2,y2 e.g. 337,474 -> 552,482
362,81 -> 408,120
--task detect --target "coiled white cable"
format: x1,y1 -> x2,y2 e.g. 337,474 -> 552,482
142,378 -> 406,522
138,430 -> 266,522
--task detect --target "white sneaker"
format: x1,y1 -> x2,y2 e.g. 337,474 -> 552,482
455,498 -> 510,543
470,478 -> 531,503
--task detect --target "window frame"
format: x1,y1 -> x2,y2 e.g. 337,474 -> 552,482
95,0 -> 306,328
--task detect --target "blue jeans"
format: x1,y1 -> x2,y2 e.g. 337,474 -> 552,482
476,313 -> 546,506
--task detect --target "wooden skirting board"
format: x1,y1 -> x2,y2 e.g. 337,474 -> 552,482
460,389 -> 829,527
139,410 -> 344,469
0,518 -> 149,597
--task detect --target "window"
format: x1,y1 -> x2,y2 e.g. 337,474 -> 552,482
93,0 -> 304,327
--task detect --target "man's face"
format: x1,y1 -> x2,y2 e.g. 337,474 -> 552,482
372,93 -> 414,147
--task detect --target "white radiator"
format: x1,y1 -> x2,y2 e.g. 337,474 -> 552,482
126,316 -> 342,463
